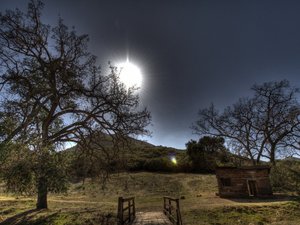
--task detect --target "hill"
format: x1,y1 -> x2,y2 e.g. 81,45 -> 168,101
65,134 -> 255,175
65,133 -> 187,174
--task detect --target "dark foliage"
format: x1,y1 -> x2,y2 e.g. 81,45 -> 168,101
0,0 -> 150,209
270,158 -> 300,193
186,136 -> 231,172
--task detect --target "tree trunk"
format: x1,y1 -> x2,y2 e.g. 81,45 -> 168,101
270,146 -> 276,166
250,156 -> 256,165
36,177 -> 48,209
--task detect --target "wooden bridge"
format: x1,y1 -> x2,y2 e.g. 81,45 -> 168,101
117,196 -> 183,225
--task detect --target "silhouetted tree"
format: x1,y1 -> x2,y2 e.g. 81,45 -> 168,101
186,136 -> 229,172
0,0 -> 150,209
193,80 -> 300,165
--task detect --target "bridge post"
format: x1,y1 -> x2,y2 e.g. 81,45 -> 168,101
163,196 -> 183,225
128,200 -> 131,222
175,199 -> 182,225
118,197 -> 123,225
163,197 -> 166,215
133,197 -> 136,217
117,196 -> 136,225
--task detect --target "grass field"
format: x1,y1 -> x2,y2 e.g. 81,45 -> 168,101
0,172 -> 299,225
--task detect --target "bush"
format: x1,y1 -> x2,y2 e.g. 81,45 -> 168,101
143,158 -> 174,172
270,159 -> 300,194
2,159 -> 35,195
186,136 -> 231,173
127,159 -> 146,171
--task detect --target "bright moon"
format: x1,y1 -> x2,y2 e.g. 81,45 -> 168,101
118,61 -> 142,88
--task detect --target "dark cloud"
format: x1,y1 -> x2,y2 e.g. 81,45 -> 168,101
2,0 -> 300,148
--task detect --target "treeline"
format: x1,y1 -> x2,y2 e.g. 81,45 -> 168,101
70,135 -> 300,194
1,136 -> 300,195
70,136 -> 245,178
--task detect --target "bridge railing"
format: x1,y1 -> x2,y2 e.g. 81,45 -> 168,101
163,196 -> 183,225
117,196 -> 136,225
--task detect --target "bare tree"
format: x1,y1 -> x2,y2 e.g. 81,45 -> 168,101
0,0 -> 150,209
283,126 -> 300,158
251,80 -> 300,164
193,80 -> 300,165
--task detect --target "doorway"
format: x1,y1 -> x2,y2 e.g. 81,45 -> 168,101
247,180 -> 257,197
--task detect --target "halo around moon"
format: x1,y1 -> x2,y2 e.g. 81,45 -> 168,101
117,61 -> 142,88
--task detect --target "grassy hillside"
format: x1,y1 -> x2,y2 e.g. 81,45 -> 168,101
0,172 -> 299,225
68,134 -> 252,175
67,134 -> 188,174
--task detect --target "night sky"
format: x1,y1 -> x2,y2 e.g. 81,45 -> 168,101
1,0 -> 300,149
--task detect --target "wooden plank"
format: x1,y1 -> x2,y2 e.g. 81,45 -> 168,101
132,212 -> 173,225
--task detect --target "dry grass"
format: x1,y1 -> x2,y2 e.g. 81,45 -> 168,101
0,172 -> 299,225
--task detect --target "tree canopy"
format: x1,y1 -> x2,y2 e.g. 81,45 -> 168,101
186,136 -> 230,172
193,80 -> 300,165
0,0 -> 150,209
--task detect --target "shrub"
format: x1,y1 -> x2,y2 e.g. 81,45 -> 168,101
270,159 -> 300,193
143,158 -> 174,172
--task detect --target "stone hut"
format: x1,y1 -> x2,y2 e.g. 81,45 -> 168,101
215,166 -> 273,198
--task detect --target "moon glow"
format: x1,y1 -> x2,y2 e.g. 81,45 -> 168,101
118,61 -> 142,88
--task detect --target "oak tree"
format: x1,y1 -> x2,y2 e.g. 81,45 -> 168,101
193,80 -> 300,165
0,0 -> 150,209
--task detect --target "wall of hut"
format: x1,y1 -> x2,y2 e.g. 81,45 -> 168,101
215,166 -> 273,198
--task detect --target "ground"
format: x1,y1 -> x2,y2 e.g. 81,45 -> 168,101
0,172 -> 299,225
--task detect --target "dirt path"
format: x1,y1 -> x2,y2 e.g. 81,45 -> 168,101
132,212 -> 173,225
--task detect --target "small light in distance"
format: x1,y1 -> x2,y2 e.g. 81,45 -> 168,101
170,156 -> 177,165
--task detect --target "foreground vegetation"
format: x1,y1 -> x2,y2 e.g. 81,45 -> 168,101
0,172 -> 299,225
